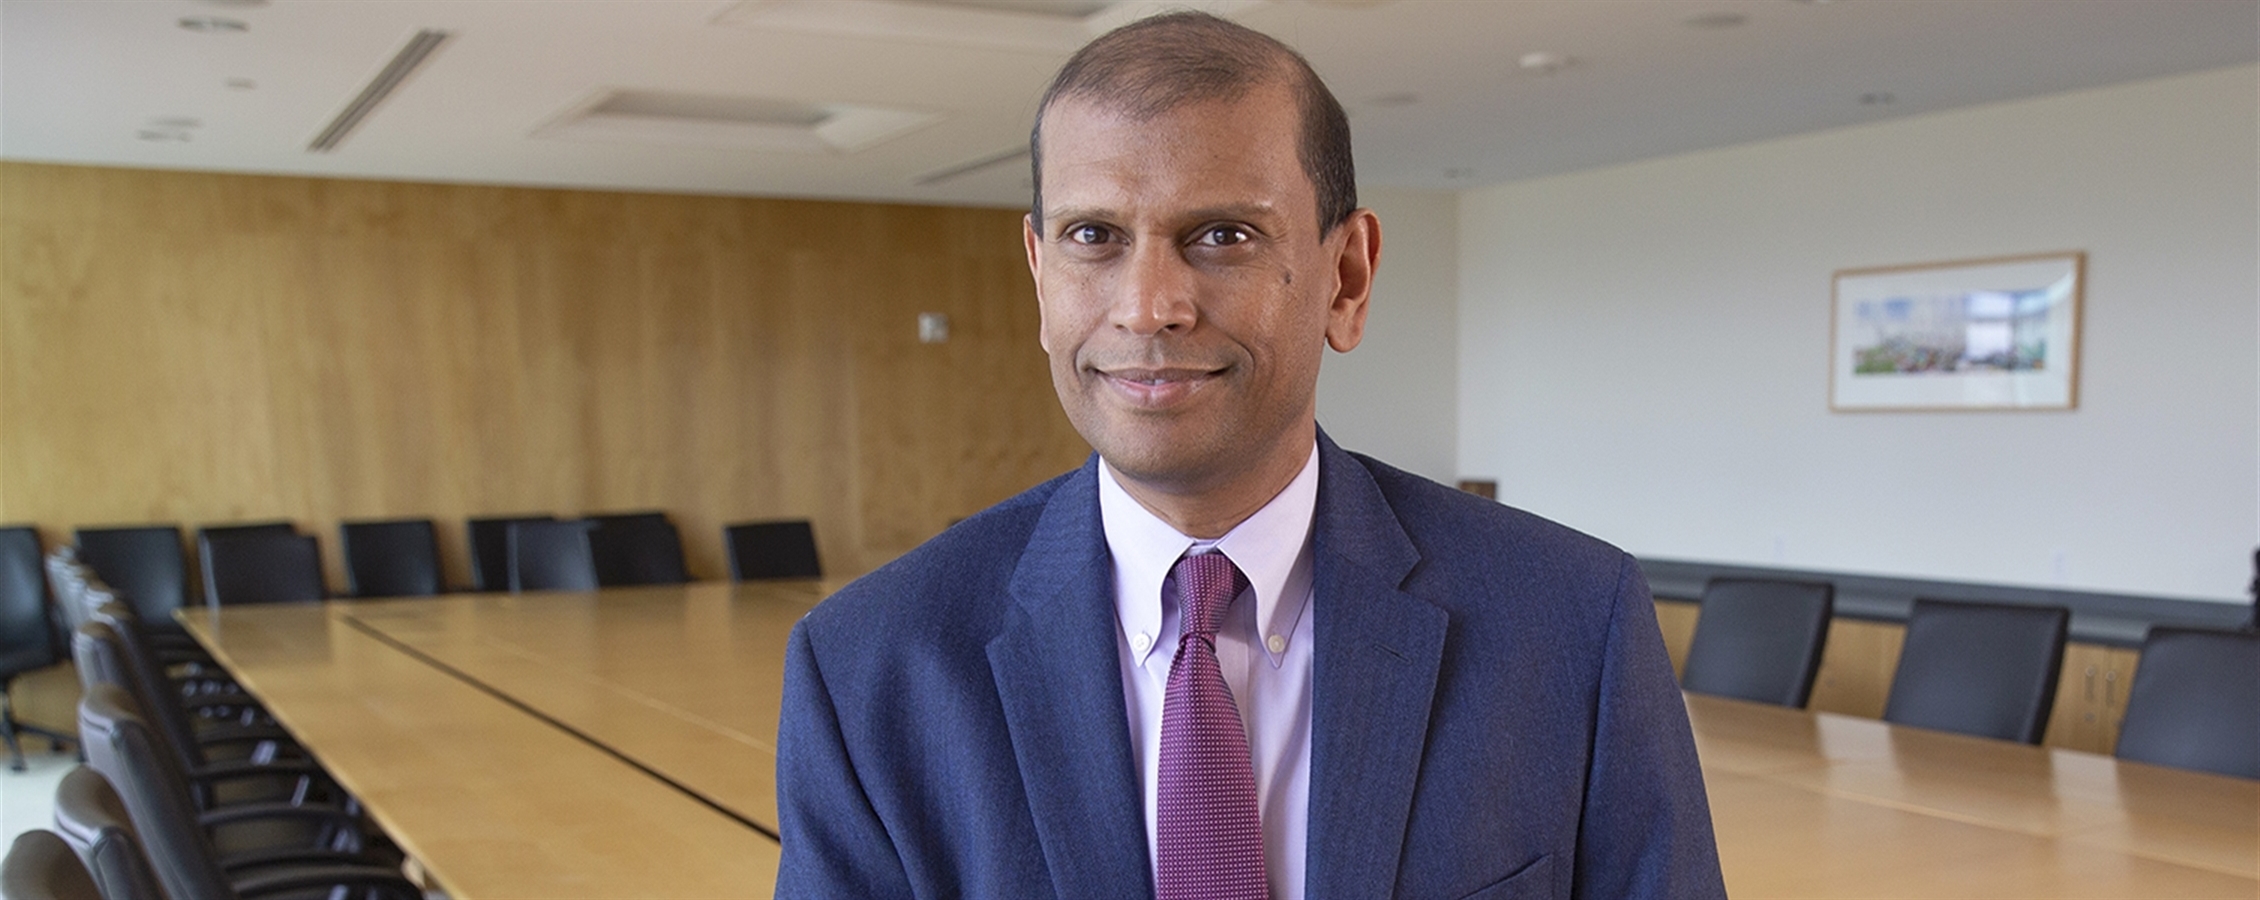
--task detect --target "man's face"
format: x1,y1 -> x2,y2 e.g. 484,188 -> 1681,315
1025,83 -> 1373,499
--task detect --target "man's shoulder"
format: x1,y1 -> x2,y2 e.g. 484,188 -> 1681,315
1339,447 -> 1628,576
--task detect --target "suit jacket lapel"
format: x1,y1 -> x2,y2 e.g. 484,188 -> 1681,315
988,458 -> 1153,898
1305,434 -> 1449,898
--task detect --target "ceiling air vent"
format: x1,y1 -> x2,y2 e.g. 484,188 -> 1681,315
916,147 -> 1029,186
308,29 -> 450,153
535,89 -> 940,154
715,0 -> 1269,53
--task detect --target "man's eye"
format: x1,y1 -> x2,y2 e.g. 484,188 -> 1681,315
1066,225 -> 1110,245
1198,226 -> 1249,247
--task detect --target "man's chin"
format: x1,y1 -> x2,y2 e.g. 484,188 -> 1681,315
1091,437 -> 1237,494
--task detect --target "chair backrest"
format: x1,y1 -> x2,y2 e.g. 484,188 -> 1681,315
589,511 -> 669,529
725,520 -> 822,580
196,521 -> 295,540
76,682 -> 238,900
2114,627 -> 2260,779
468,516 -> 552,592
339,518 -> 443,598
199,532 -> 324,607
43,548 -> 93,640
72,525 -> 190,627
1,525 -> 60,676
507,520 -> 598,592
1680,578 -> 1834,708
1883,598 -> 2069,743
73,616 -> 211,777
590,515 -> 690,587
0,828 -> 102,900
49,766 -> 167,900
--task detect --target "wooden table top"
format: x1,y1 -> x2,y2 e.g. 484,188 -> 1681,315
179,581 -> 833,900
186,587 -> 2258,899
1687,692 -> 2259,899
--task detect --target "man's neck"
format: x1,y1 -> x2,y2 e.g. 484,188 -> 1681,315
1104,428 -> 1318,539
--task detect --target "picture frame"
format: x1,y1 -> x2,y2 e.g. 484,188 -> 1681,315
1830,251 -> 2084,412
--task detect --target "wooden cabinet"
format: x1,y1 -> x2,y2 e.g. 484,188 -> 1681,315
2043,642 -> 2140,755
1654,598 -> 1700,679
1806,618 -> 1905,719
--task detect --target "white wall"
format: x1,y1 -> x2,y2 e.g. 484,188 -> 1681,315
1318,185 -> 1459,484
1457,65 -> 2258,603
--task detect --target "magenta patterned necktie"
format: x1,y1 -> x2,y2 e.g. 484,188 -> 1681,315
1156,551 -> 1267,900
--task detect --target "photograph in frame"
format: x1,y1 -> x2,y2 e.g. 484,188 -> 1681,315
1830,252 -> 2084,411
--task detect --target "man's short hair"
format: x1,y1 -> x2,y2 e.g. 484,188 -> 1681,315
1029,11 -> 1356,235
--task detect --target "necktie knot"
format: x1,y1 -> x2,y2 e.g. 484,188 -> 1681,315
1173,552 -> 1247,639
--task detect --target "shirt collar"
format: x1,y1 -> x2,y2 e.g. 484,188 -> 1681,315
1100,443 -> 1319,667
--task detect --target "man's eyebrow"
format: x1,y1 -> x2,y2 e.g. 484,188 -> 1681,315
1041,206 -> 1114,230
1040,203 -> 1285,231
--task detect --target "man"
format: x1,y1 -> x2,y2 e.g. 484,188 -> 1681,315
775,12 -> 1723,899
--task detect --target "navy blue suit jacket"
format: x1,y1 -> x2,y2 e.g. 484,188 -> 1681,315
776,434 -> 1724,899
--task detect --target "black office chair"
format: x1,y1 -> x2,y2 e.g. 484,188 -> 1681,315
590,514 -> 690,586
338,519 -> 442,598
74,617 -> 329,814
51,766 -> 168,900
74,525 -> 194,631
42,547 -> 92,644
1679,578 -> 1835,708
0,829 -> 102,900
197,521 -> 296,540
1882,598 -> 2069,744
2,525 -> 75,771
2114,627 -> 2259,779
589,510 -> 669,529
725,520 -> 823,580
507,520 -> 599,592
199,533 -> 325,607
467,515 -> 552,592
75,684 -> 420,900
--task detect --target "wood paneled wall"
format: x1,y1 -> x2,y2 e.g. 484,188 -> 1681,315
0,162 -> 1090,587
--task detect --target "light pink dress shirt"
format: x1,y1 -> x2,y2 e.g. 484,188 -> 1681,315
1100,445 -> 1318,900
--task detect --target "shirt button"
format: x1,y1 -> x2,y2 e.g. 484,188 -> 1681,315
1267,634 -> 1286,654
1132,633 -> 1152,653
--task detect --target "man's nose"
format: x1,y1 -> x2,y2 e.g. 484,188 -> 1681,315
1108,240 -> 1198,335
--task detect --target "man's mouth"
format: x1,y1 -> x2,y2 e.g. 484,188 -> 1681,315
1091,365 -> 1226,407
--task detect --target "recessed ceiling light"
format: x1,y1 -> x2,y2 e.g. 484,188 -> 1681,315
1860,92 -> 1896,106
1519,52 -> 1573,75
1683,12 -> 1748,28
178,16 -> 249,33
1368,92 -> 1420,108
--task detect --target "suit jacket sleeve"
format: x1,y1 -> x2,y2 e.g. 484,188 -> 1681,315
774,621 -> 917,900
1574,556 -> 1727,899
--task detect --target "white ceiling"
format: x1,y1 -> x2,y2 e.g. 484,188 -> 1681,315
2,0 -> 2253,209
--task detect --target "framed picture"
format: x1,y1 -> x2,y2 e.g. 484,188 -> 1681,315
1830,251 -> 2084,411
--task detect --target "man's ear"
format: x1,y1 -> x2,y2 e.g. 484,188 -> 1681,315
1325,209 -> 1380,353
1025,214 -> 1053,354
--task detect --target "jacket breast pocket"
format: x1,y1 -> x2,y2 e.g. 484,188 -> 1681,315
1454,853 -> 1553,900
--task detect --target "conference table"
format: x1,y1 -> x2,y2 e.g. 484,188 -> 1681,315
181,584 -> 2258,899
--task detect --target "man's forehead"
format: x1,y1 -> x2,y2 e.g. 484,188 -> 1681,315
1037,88 -> 1310,222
